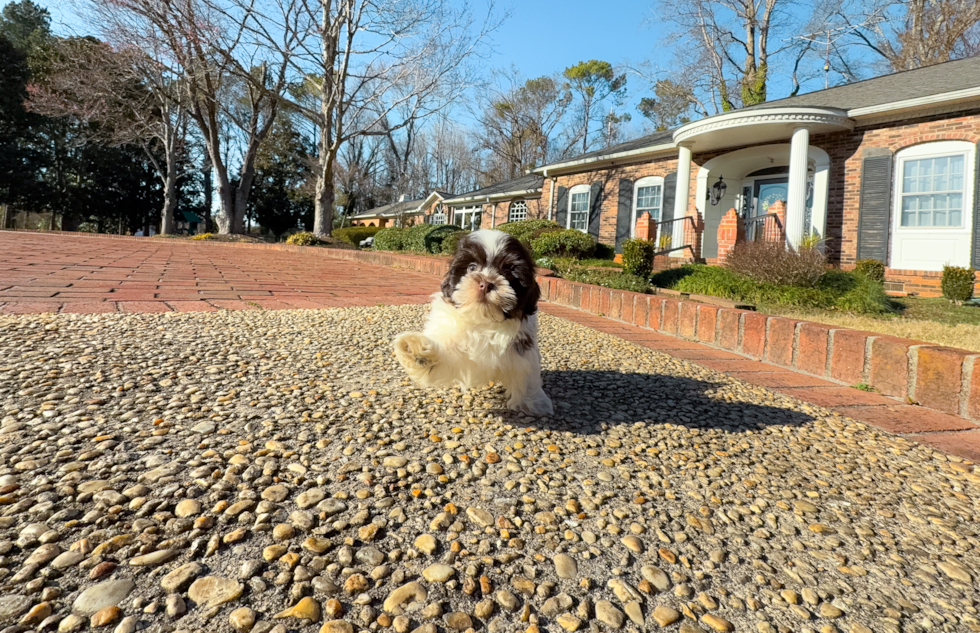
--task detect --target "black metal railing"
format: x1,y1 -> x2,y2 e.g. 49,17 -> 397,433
652,216 -> 699,257
743,213 -> 783,242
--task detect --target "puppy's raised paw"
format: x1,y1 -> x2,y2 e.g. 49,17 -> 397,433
393,332 -> 439,373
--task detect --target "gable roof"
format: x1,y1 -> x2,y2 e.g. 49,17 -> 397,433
443,173 -> 544,205
533,129 -> 676,175
744,54 -> 980,113
348,198 -> 425,219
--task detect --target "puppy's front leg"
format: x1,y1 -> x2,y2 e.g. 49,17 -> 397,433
393,332 -> 441,384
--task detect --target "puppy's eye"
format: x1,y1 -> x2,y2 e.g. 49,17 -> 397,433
467,263 -> 478,273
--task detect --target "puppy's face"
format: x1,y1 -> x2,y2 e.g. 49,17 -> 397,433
441,229 -> 540,322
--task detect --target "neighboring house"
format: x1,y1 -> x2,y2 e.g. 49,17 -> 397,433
443,173 -> 545,230
348,191 -> 455,228
515,55 -> 980,296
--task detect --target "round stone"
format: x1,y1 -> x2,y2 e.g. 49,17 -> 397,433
188,576 -> 244,608
72,580 -> 136,615
554,554 -> 577,579
422,564 -> 455,582
229,607 -> 256,631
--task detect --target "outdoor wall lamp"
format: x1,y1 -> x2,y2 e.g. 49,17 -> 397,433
709,175 -> 727,206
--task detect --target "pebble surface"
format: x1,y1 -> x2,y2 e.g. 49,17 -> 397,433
0,305 -> 978,633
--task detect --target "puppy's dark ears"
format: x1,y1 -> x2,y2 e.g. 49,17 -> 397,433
519,277 -> 540,317
441,234 -> 472,302
508,235 -> 540,318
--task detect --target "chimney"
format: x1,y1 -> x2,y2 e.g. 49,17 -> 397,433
398,194 -> 407,202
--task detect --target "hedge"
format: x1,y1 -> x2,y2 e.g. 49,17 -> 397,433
373,228 -> 406,251
332,225 -> 382,246
530,229 -> 596,259
497,219 -> 562,246
621,239 -> 656,279
285,231 -> 319,246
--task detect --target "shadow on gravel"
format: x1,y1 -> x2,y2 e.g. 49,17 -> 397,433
507,370 -> 816,434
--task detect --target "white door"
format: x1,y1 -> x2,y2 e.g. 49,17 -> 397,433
891,141 -> 975,271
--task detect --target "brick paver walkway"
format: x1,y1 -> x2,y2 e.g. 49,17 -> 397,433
2,231 -> 977,461
0,232 -> 435,313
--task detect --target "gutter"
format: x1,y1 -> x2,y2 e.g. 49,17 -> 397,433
532,144 -> 675,175
443,188 -> 542,206
846,86 -> 980,118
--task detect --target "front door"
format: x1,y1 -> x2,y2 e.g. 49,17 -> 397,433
753,177 -> 789,216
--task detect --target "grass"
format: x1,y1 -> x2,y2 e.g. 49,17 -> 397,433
771,297 -> 980,352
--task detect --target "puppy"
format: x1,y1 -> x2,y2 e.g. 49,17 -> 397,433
393,229 -> 554,416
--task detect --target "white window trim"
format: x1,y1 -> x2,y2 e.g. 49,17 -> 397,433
455,206 -> 482,230
893,141 -> 974,232
508,199 -> 528,223
631,176 -> 665,238
568,184 -> 591,232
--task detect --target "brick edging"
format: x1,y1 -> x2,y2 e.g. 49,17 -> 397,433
8,230 -> 977,424
533,276 -> 980,424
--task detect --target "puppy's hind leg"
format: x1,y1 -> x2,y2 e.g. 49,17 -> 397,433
504,353 -> 554,416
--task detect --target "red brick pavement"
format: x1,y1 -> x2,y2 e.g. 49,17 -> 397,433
0,232 -> 436,314
1,231 -> 976,462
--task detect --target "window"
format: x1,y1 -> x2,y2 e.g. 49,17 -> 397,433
632,176 -> 664,237
508,200 -> 528,222
455,207 -> 482,230
568,185 -> 590,231
430,212 -> 446,225
900,154 -> 965,227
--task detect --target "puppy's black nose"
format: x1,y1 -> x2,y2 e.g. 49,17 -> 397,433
478,281 -> 495,294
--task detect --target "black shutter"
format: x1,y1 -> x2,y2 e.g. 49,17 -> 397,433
555,186 -> 568,228
856,153 -> 894,263
615,179 -> 634,253
973,141 -> 980,268
588,181 -> 603,239
661,172 -> 677,224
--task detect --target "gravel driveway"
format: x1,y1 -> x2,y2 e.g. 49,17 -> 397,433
0,305 -> 977,633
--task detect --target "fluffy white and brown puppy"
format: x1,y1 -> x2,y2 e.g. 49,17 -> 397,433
393,229 -> 554,416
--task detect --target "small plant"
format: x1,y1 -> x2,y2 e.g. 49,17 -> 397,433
191,232 -> 214,241
531,229 -> 596,259
941,264 -> 975,304
441,230 -> 470,254
332,225 -> 382,246
726,239 -> 826,287
658,234 -> 672,250
621,238 -> 656,279
286,231 -> 319,246
854,259 -> 885,283
373,227 -> 406,251
852,383 -> 877,392
798,232 -> 823,250
497,219 -> 562,247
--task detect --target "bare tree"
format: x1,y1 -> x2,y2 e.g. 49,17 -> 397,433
247,0 -> 499,236
91,0 -> 296,233
656,0 -> 802,112
826,0 -> 980,71
28,37 -> 188,234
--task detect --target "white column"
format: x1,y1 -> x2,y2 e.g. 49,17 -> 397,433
786,126 -> 810,249
672,144 -> 693,255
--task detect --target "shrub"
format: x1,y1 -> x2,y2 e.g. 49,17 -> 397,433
332,225 -> 381,246
285,231 -> 319,246
373,227 -> 406,251
593,242 -> 616,261
190,232 -> 214,241
531,229 -> 596,259
725,240 -> 826,287
837,277 -> 894,314
562,268 -> 651,293
422,225 -> 460,254
497,219 -> 562,246
854,259 -> 885,283
621,239 -> 656,279
942,265 -> 976,303
399,223 -> 448,253
441,230 -> 470,255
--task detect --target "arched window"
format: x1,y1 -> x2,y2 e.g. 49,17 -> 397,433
508,199 -> 528,222
568,184 -> 590,231
632,176 -> 664,237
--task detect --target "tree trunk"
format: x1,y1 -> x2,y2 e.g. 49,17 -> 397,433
233,161 -> 257,235
203,155 -> 214,233
313,160 -> 335,237
160,160 -> 178,235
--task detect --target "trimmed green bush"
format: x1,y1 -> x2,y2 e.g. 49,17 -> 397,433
853,259 -> 885,283
942,265 -> 975,303
373,227 -> 406,251
497,219 -> 562,246
399,224 -> 446,253
332,225 -> 382,246
422,225 -> 460,254
531,229 -> 596,259
654,264 -> 892,314
593,242 -> 616,261
562,268 -> 651,293
285,231 -> 319,246
441,230 -> 470,255
621,239 -> 656,279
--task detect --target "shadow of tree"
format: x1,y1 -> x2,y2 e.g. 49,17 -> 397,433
501,370 -> 814,434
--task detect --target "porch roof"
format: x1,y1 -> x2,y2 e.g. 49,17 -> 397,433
443,173 -> 543,206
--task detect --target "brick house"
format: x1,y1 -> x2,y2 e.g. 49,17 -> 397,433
348,191 -> 453,227
442,174 -> 545,229
475,56 -> 980,296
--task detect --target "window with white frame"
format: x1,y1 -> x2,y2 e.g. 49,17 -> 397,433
900,154 -> 966,227
508,200 -> 528,222
430,203 -> 446,225
632,176 -> 664,237
568,185 -> 590,231
891,140 -> 975,272
455,207 -> 482,230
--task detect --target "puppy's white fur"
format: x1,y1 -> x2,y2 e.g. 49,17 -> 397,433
393,229 -> 553,416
